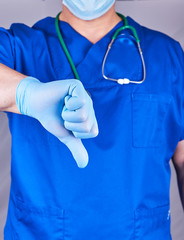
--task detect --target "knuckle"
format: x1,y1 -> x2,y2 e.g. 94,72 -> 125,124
92,126 -> 99,137
81,97 -> 87,106
73,79 -> 83,89
68,80 -> 81,95
87,95 -> 93,106
84,123 -> 91,133
64,121 -> 68,129
76,79 -> 83,88
79,112 -> 88,122
69,79 -> 79,85
61,110 -> 66,120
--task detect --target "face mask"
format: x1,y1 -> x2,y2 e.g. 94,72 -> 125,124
63,0 -> 115,20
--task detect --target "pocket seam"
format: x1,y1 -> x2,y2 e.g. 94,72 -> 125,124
14,196 -> 65,240
134,203 -> 171,240
131,93 -> 172,148
15,198 -> 64,218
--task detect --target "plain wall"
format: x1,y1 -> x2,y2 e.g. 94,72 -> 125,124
0,0 -> 184,239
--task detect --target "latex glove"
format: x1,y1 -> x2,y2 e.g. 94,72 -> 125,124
16,77 -> 99,168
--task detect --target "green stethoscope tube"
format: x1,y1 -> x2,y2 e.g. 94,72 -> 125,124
55,12 -> 145,84
112,25 -> 140,43
55,12 -> 80,80
116,12 -> 128,27
115,13 -> 139,43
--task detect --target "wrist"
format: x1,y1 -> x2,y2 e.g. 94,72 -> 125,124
16,76 -> 40,116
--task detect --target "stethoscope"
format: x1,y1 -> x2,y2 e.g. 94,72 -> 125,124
55,12 -> 146,85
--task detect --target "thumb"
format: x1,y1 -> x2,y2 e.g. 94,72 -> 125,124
59,135 -> 89,168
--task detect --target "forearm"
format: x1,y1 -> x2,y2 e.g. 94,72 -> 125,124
175,163 -> 184,211
0,63 -> 27,113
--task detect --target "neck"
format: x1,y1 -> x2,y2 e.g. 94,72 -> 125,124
59,4 -> 122,44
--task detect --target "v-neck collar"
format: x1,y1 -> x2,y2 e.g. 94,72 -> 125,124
40,16 -> 143,82
52,17 -> 126,77
54,15 -> 143,53
58,18 -> 125,46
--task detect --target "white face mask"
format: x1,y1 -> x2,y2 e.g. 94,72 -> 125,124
63,0 -> 115,20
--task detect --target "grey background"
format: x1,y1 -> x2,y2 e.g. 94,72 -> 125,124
0,0 -> 184,239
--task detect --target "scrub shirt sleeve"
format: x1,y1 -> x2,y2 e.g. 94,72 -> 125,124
176,42 -> 184,141
0,27 -> 15,69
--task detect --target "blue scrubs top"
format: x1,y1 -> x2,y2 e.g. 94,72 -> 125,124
0,15 -> 184,240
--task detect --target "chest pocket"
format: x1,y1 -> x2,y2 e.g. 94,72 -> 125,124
131,93 -> 172,148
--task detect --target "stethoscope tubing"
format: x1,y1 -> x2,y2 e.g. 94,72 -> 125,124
55,11 -> 146,85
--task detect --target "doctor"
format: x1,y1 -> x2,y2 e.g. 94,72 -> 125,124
0,0 -> 184,239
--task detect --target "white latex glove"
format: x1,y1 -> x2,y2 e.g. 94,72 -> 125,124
16,77 -> 99,168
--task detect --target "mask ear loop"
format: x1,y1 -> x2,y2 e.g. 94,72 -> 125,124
102,25 -> 146,84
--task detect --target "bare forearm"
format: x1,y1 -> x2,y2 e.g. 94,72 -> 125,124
175,164 -> 184,211
0,63 -> 27,113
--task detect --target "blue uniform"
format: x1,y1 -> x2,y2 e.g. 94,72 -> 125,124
0,15 -> 184,240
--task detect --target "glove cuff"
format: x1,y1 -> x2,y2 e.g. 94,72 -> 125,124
16,76 -> 40,115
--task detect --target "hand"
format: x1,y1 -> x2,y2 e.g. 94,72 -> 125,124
16,77 -> 99,168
